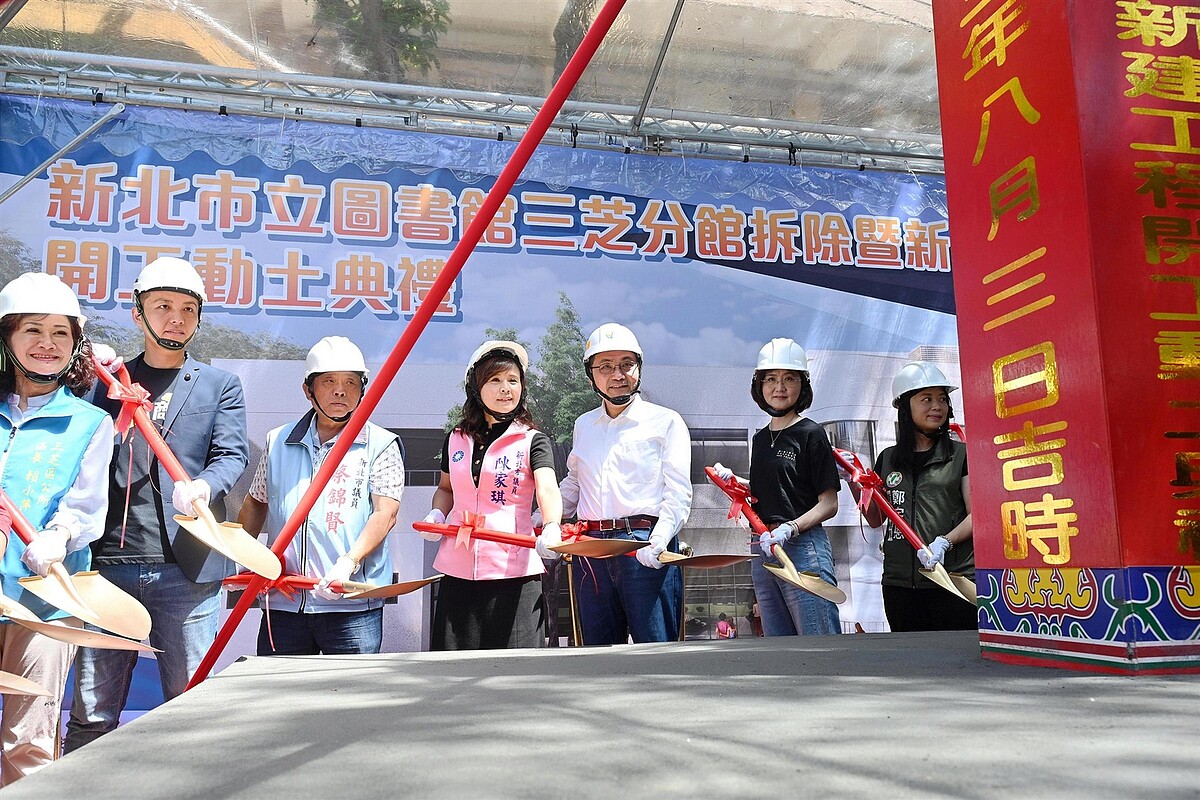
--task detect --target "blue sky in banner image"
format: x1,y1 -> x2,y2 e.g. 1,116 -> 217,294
406,249 -> 959,368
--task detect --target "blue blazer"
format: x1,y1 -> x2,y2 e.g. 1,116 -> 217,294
91,353 -> 250,583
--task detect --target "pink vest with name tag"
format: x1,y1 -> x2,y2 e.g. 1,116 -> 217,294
435,424 -> 543,580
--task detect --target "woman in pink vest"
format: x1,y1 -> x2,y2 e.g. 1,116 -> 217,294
420,341 -> 562,649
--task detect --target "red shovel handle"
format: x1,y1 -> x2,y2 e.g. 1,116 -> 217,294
831,448 -> 927,554
93,362 -> 192,484
413,520 -> 538,549
0,488 -> 39,546
704,466 -> 768,535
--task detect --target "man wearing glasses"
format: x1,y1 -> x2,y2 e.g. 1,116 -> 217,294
548,323 -> 692,644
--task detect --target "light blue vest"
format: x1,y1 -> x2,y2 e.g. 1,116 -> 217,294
0,387 -> 108,620
264,411 -> 399,613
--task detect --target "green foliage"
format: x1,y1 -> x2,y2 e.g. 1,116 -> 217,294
313,0 -> 451,83
0,229 -> 41,285
534,293 -> 594,444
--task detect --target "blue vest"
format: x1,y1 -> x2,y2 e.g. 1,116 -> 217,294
264,412 -> 399,613
0,387 -> 108,620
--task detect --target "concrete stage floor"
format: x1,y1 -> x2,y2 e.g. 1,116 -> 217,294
9,631 -> 1198,799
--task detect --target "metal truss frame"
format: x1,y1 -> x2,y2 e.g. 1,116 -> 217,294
0,45 -> 944,174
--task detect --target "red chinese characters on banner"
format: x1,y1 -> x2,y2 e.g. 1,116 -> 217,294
332,179 -> 392,241
46,160 -> 118,225
195,170 -> 259,233
36,161 -> 950,319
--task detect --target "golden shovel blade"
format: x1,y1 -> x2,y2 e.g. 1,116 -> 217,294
175,515 -> 282,580
0,594 -> 157,652
764,546 -> 847,604
949,573 -> 978,605
19,571 -> 152,641
0,670 -> 50,697
918,563 -> 974,604
339,575 -> 442,600
550,539 -> 649,558
657,552 -> 754,569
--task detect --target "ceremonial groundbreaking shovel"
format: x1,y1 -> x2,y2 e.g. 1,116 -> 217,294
705,467 -> 847,603
0,492 -> 152,640
224,572 -> 441,601
0,592 -> 157,652
415,517 -> 649,559
93,362 -> 282,581
832,449 -> 975,605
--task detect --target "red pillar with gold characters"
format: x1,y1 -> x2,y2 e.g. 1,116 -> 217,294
931,0 -> 1200,673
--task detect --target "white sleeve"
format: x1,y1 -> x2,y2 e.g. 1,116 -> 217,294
651,411 -> 693,544
50,414 -> 116,553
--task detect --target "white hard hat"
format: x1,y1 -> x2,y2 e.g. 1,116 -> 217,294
756,338 -> 808,372
892,361 -> 957,407
0,272 -> 86,328
132,257 -> 207,304
305,336 -> 369,379
584,323 -> 642,361
465,340 -> 529,380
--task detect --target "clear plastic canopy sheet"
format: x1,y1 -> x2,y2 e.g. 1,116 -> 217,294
0,0 -> 941,139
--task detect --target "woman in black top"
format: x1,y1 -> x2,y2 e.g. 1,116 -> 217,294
718,338 -> 841,636
855,361 -> 975,632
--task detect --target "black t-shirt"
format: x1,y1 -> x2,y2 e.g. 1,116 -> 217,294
440,422 -> 555,485
749,417 -> 840,525
94,362 -> 181,564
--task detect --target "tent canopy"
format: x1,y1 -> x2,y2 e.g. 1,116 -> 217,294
0,0 -> 942,171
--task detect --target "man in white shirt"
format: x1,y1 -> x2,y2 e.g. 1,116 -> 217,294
551,323 -> 692,644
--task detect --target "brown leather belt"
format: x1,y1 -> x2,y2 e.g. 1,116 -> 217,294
578,515 -> 659,532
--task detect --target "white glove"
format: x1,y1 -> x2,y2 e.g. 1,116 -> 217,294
90,342 -> 123,374
635,535 -> 668,569
21,527 -> 70,577
530,509 -> 543,529
420,508 -> 446,541
918,536 -> 952,569
836,461 -> 853,483
171,479 -> 211,517
314,556 -> 357,601
535,521 -> 562,561
713,462 -> 748,484
760,521 -> 798,558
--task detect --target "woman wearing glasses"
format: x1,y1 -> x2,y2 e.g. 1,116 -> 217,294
715,338 -> 840,636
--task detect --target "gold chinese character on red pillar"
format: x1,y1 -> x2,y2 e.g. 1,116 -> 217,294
1001,493 -> 1078,565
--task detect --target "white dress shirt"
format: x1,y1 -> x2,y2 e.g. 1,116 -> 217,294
559,395 -> 693,544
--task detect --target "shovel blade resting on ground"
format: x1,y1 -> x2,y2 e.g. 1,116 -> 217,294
656,552 -> 754,569
763,545 -> 848,604
335,575 -> 442,600
917,563 -> 974,604
550,539 -> 648,558
0,593 -> 157,652
20,570 -> 152,641
175,515 -> 282,581
0,670 -> 50,697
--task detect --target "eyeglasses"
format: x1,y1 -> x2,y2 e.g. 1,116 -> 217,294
591,360 -> 639,376
761,374 -> 801,387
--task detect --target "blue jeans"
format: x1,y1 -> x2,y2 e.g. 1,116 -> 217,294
752,527 -> 841,636
63,563 -> 222,753
570,527 -> 682,644
257,608 -> 383,655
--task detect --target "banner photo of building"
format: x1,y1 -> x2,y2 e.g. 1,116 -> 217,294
0,93 -> 961,670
